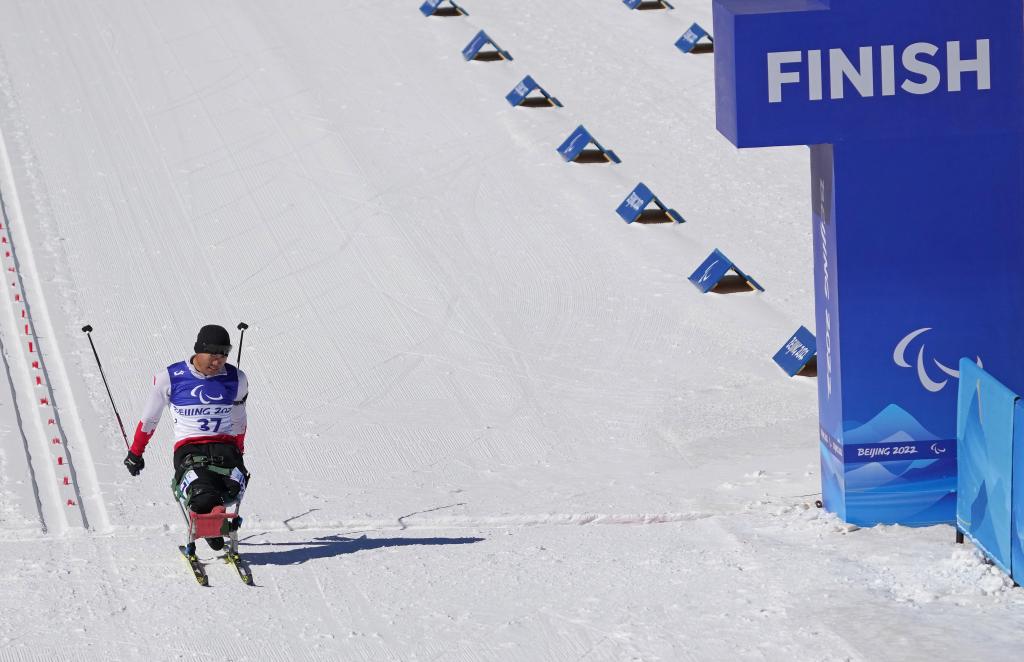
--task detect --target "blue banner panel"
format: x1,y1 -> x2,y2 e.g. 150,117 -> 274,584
506,76 -> 539,106
462,31 -> 512,61
420,0 -> 443,16
687,248 -> 764,293
840,401 -> 957,527
809,144 -> 841,447
505,76 -> 562,108
421,0 -> 466,17
676,23 -> 711,53
820,430 -> 846,521
689,250 -> 764,293
773,326 -> 816,376
556,126 -> 621,163
956,360 -> 1016,574
557,126 -> 593,161
1011,401 -> 1024,584
616,183 -> 656,223
731,265 -> 763,291
689,249 -> 733,293
829,132 -> 1024,527
614,183 -> 685,223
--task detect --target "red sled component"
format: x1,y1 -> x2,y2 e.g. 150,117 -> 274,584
189,505 -> 238,538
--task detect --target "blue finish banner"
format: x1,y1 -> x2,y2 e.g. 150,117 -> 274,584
956,360 -> 1016,575
615,183 -> 684,224
715,0 -> 1024,526
713,1 -> 1024,149
462,31 -> 512,61
773,326 -> 816,376
676,23 -> 711,54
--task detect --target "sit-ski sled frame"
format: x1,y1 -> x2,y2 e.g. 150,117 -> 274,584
174,484 -> 253,586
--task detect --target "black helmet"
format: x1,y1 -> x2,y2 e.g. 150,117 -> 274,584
194,325 -> 232,356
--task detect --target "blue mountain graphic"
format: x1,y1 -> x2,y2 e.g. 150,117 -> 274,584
843,403 -> 939,444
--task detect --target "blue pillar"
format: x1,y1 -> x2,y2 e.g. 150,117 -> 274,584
713,0 -> 1024,525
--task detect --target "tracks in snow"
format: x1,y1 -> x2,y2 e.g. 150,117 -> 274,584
0,125 -> 108,536
233,511 -> 717,537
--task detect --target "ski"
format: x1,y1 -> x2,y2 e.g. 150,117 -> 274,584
179,545 -> 209,586
224,549 -> 253,585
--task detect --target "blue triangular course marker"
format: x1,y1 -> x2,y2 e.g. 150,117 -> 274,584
420,0 -> 467,16
616,183 -> 685,224
462,31 -> 512,61
556,125 -> 621,164
772,326 -> 817,376
675,23 -> 713,53
624,0 -> 675,9
506,75 -> 563,108
688,249 -> 764,293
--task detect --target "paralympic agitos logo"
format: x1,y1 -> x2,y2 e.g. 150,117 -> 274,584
190,384 -> 225,404
893,327 -> 982,393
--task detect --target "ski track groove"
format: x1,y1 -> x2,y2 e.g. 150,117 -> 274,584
0,325 -> 46,532
0,118 -> 87,535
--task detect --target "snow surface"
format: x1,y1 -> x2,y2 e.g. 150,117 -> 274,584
0,1 -> 1022,660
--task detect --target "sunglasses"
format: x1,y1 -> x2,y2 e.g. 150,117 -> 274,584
199,344 -> 232,357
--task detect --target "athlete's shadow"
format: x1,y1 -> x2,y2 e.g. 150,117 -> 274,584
240,534 -> 484,565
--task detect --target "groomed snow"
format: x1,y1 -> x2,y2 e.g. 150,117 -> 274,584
0,1 -> 1021,660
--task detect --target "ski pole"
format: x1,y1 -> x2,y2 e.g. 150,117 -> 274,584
81,324 -> 130,449
235,322 -> 249,367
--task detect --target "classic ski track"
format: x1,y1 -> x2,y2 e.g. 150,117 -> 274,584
0,315 -> 46,533
0,128 -> 85,535
0,2 -> 116,541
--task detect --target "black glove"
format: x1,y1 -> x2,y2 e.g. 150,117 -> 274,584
124,451 -> 144,476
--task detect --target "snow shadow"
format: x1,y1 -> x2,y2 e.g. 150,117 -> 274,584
572,149 -> 614,164
240,533 -> 485,566
710,274 -> 760,294
519,97 -> 558,108
633,209 -> 676,224
796,355 -> 818,377
470,51 -> 507,62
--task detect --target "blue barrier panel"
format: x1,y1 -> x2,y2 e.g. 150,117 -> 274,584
462,31 -> 512,61
624,0 -> 675,9
773,326 -> 816,376
506,76 -> 563,108
615,183 -> 684,224
556,126 -> 621,164
688,249 -> 763,293
956,360 -> 1016,575
714,0 -> 1024,526
420,0 -> 467,16
675,23 -> 712,53
1012,401 -> 1024,584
